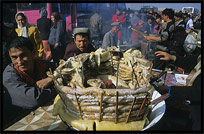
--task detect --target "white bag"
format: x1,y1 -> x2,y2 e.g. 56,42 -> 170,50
183,34 -> 197,54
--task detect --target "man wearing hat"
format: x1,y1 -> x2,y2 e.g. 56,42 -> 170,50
63,28 -> 96,60
102,22 -> 119,49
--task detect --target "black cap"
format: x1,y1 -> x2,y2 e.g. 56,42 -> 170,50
175,12 -> 182,18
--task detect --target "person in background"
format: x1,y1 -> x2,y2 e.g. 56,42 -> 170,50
130,20 -> 145,45
112,8 -> 123,47
128,11 -> 140,43
37,7 -> 52,61
3,37 -> 57,129
2,22 -> 18,71
145,8 -> 175,70
185,13 -> 194,33
63,28 -> 96,60
173,11 -> 187,56
121,9 -> 128,45
153,14 -> 162,34
48,12 -> 66,64
153,51 -> 201,130
89,10 -> 103,40
102,22 -> 119,49
142,16 -> 155,35
15,12 -> 44,59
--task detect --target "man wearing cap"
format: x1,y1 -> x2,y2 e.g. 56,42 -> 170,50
63,28 -> 96,60
102,22 -> 119,49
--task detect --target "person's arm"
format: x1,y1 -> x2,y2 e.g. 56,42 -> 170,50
34,28 -> 44,58
145,35 -> 161,41
3,67 -> 56,109
155,51 -> 198,72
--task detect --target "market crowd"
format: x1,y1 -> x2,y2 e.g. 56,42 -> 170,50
2,6 -> 202,131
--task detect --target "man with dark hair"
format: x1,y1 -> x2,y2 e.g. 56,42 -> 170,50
63,28 -> 96,60
3,36 -> 57,128
145,8 -> 175,70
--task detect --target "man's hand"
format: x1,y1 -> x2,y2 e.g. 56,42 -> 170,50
155,51 -> 176,61
154,85 -> 169,95
36,77 -> 53,89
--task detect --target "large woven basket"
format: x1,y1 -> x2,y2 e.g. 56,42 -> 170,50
50,47 -> 153,124
54,82 -> 153,123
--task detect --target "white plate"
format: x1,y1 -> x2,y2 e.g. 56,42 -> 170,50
142,90 -> 166,130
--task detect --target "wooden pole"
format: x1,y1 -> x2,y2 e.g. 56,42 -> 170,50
75,93 -> 83,120
126,96 -> 136,123
115,91 -> 119,124
116,62 -> 120,89
142,93 -> 153,119
99,92 -> 103,122
136,95 -> 147,120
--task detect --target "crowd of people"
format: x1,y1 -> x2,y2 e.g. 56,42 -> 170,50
2,6 -> 202,131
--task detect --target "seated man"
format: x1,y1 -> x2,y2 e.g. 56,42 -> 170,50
63,28 -> 96,60
153,51 -> 201,130
102,22 -> 119,49
3,37 -> 57,128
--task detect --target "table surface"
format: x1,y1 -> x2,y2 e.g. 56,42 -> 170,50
5,73 -> 179,131
5,104 -> 69,131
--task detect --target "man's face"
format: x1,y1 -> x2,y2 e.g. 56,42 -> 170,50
156,18 -> 161,23
174,16 -> 180,21
74,35 -> 89,52
116,10 -> 120,15
148,19 -> 153,24
112,26 -> 118,32
16,15 -> 26,27
161,14 -> 168,22
9,47 -> 34,73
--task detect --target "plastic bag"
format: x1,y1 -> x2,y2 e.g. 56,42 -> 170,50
183,34 -> 197,54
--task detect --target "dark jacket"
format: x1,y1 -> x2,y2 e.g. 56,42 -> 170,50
172,19 -> 187,56
160,21 -> 175,48
3,60 -> 57,109
170,55 -> 201,102
37,17 -> 51,40
168,54 -> 201,130
63,42 -> 96,60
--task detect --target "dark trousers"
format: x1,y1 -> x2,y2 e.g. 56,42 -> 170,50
50,45 -> 65,65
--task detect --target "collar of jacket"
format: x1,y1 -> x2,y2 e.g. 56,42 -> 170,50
13,60 -> 48,85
